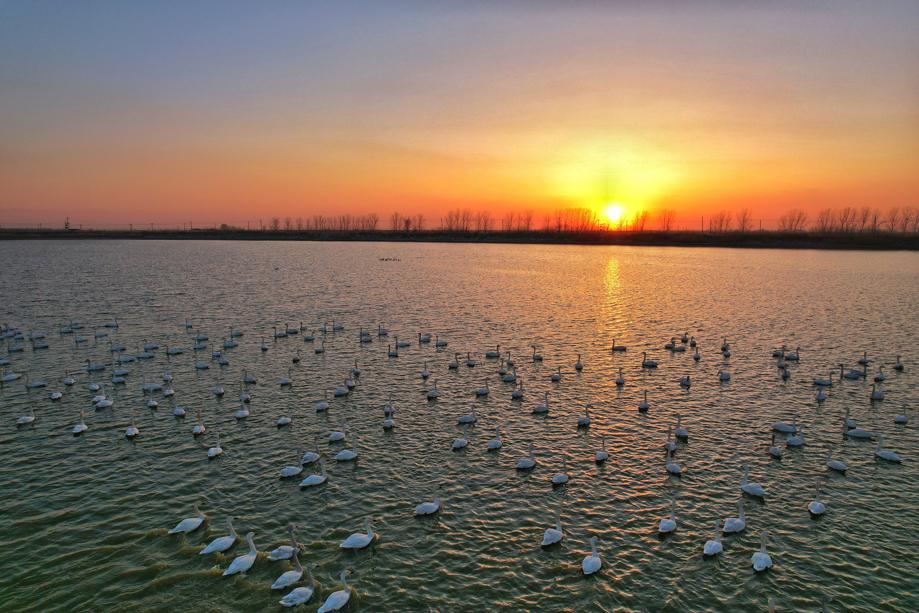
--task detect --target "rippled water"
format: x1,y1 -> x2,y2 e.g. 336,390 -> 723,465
0,240 -> 917,612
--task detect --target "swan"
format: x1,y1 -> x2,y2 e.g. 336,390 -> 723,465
641,352 -> 658,368
317,570 -> 352,613
452,432 -> 469,450
516,442 -> 537,470
638,391 -> 649,412
551,459 -> 570,486
874,435 -> 902,463
751,530 -> 773,572
531,345 -> 543,362
844,407 -> 857,429
894,409 -> 909,425
278,564 -> 316,607
723,499 -> 746,533
768,433 -> 782,459
541,514 -> 563,546
582,537 -> 602,575
501,367 -> 517,383
279,368 -> 293,387
272,550 -> 306,590
333,380 -> 348,396
223,532 -> 257,576
125,410 -> 140,438
721,337 -> 730,351
387,344 -> 398,358
420,362 -> 431,379
679,375 -> 691,388
280,451 -> 304,478
277,414 -> 292,427
808,484 -> 826,516
465,352 -> 476,367
414,492 -> 441,516
299,461 -> 328,487
772,415 -> 798,434
448,354 -> 459,369
335,436 -> 358,461
200,517 -> 237,554
595,436 -> 609,462
212,382 -> 225,397
426,380 -> 440,400
574,353 -> 583,371
893,355 -> 904,371
693,347 -> 701,361
857,351 -> 869,366
665,449 -> 682,476
474,379 -> 490,396
315,391 -> 330,412
844,420 -> 872,440
718,370 -> 731,382
458,407 -> 477,425
340,517 -> 374,549
841,363 -> 866,380
664,337 -> 675,350
396,336 -> 410,348
192,409 -> 206,436
816,388 -> 827,402
418,332 -> 432,344
314,340 -> 326,354
329,420 -> 347,442
772,345 -> 787,358
72,409 -> 88,435
740,464 -> 766,497
242,369 -> 257,384
874,366 -> 885,382
786,347 -> 800,361
511,381 -> 524,400
533,392 -> 549,414
96,390 -> 114,407
703,520 -> 723,556
870,384 -> 884,401
268,524 -> 299,560
786,424 -> 805,447
173,405 -> 186,418
17,407 -> 36,426
486,425 -> 502,450
49,390 -> 63,401
485,344 -> 501,359
813,373 -> 833,386
234,402 -> 250,419
615,368 -> 625,386
611,339 -> 627,352
239,382 -> 251,403
169,504 -> 206,534
663,426 -> 676,452
577,406 -> 591,428
674,414 -> 688,439
382,414 -> 394,430
207,433 -> 224,458
658,499 -> 677,534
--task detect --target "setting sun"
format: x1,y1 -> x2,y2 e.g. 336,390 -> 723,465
604,203 -> 625,225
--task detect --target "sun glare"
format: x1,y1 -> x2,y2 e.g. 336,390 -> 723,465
604,203 -> 624,225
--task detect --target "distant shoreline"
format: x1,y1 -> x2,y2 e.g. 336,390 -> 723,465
1,228 -> 916,250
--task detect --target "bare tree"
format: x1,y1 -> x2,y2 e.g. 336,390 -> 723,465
736,208 -> 752,232
778,209 -> 808,232
389,212 -> 402,231
900,206 -> 916,233
270,217 -> 280,231
520,210 -> 533,231
837,206 -> 855,232
296,216 -> 303,231
284,217 -> 292,231
657,209 -> 676,232
501,211 -> 516,232
632,210 -> 649,231
709,210 -> 732,232
885,207 -> 901,232
814,209 -> 835,232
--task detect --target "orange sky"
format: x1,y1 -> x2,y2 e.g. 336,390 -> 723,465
1,2 -> 918,229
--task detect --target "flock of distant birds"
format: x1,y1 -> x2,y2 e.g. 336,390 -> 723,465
2,318 -> 910,610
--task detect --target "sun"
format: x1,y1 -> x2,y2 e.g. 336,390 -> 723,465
604,203 -> 624,225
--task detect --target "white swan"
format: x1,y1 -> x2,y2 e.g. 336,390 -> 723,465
234,402 -> 250,420
893,355 -> 904,371
751,530 -> 773,572
611,339 -> 626,352
641,352 -> 658,368
870,384 -> 884,401
315,391 -> 330,412
808,484 -> 826,516
125,410 -> 140,438
674,414 -> 688,439
300,461 -> 328,487
786,424 -> 805,447
340,517 -> 374,549
317,570 -> 352,613
826,450 -> 846,473
663,426 -> 676,452
192,409 -> 206,436
16,407 -> 36,426
767,433 -> 782,459
223,532 -> 257,576
334,436 -> 358,461
485,344 -> 500,359
169,504 -> 206,534
703,520 -> 723,556
874,366 -> 885,382
718,370 -> 731,382
551,458 -> 570,486
268,525 -> 298,560
874,435 -> 902,463
740,464 -> 766,497
458,406 -> 477,425
487,426 -> 502,450
665,449 -> 682,476
516,442 -> 536,470
658,499 -> 677,534
511,381 -> 524,400
452,433 -> 469,450
815,388 -> 827,402
414,493 -> 441,516
550,367 -> 561,382
541,514 -> 563,546
72,409 -> 88,435
329,420 -> 347,442
679,375 -> 691,388
894,409 -> 909,425
278,564 -> 316,607
615,367 -> 625,386
582,537 -> 602,575
426,380 -> 440,400
279,451 -> 304,478
638,391 -> 649,412
577,406 -> 591,428
574,353 -> 583,371
208,433 -> 224,458
271,550 -> 306,590
595,436 -> 609,463
723,499 -> 746,533
475,378 -> 490,396
200,517 -> 237,554
533,392 -> 549,414
772,415 -> 798,434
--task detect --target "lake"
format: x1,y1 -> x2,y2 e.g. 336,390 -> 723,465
0,240 -> 917,612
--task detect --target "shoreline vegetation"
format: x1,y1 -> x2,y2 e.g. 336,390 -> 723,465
1,226 -> 916,250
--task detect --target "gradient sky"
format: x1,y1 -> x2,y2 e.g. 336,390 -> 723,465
2,0 -> 918,228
